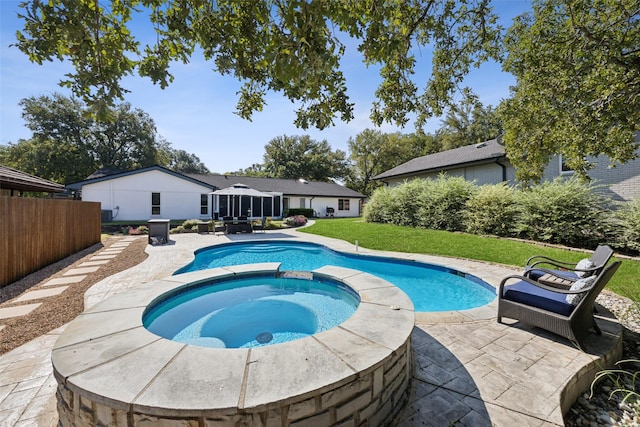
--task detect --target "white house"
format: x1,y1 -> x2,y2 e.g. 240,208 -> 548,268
373,138 -> 640,201
67,165 -> 366,221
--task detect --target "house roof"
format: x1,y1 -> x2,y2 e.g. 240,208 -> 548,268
373,139 -> 507,181
66,165 -> 215,190
0,164 -> 66,193
66,164 -> 365,199
187,174 -> 366,198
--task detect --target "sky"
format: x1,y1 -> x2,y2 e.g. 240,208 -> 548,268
0,1 -> 531,174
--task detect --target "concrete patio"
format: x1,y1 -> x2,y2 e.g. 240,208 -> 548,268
0,227 -> 623,426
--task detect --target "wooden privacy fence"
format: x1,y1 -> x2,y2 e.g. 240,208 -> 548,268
1,197 -> 101,288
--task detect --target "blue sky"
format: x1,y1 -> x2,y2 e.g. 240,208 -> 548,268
0,1 -> 530,174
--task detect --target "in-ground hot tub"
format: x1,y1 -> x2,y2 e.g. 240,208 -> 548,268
52,263 -> 415,427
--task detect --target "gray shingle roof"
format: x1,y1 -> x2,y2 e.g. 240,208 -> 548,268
64,164 -> 365,198
187,174 -> 366,198
66,165 -> 215,190
0,164 -> 65,193
374,139 -> 506,180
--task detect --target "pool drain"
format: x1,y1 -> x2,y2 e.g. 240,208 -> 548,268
256,332 -> 273,344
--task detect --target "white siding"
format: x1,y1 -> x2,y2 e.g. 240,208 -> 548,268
309,197 -> 360,217
81,170 -> 212,221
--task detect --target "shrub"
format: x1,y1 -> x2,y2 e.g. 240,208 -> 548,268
465,183 -> 520,237
128,225 -> 148,235
415,175 -> 476,232
364,185 -> 406,225
514,177 -> 611,248
610,198 -> 640,254
285,215 -> 307,226
285,208 -> 314,218
365,176 -> 475,230
181,219 -> 200,230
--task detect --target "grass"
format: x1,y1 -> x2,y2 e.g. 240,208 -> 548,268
300,218 -> 640,302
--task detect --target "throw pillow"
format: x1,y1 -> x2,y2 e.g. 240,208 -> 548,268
575,258 -> 595,278
566,275 -> 597,305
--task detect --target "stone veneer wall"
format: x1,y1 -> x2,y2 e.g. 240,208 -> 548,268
56,339 -> 412,427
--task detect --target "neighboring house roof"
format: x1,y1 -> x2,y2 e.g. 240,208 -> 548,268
187,174 -> 366,199
373,139 -> 506,181
0,164 -> 65,193
85,167 -> 124,180
66,165 -> 215,190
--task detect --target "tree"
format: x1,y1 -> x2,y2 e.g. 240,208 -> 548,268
0,94 -> 206,183
437,89 -> 502,150
499,0 -> 640,182
166,149 -> 210,174
262,135 -> 349,181
230,163 -> 268,177
15,0 -> 502,128
347,130 -> 427,196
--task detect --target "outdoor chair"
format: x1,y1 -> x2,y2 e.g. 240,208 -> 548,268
524,244 -> 614,287
497,261 -> 621,351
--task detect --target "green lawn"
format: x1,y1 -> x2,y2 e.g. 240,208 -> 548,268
300,218 -> 640,302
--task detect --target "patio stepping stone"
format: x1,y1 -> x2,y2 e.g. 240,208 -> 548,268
42,276 -> 85,287
0,303 -> 42,320
79,260 -> 110,267
91,255 -> 117,260
13,287 -> 69,303
64,266 -> 100,276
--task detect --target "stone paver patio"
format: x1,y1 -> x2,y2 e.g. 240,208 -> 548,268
0,228 -> 622,426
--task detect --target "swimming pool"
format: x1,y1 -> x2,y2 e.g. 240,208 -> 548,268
176,241 -> 496,312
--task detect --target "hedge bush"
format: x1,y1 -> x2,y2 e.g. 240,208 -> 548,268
610,198 -> 640,252
415,175 -> 476,231
465,183 -> 520,237
285,208 -> 314,218
513,177 -> 611,248
364,175 -> 638,253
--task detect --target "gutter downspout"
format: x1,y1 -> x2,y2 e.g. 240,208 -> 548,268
495,159 -> 507,182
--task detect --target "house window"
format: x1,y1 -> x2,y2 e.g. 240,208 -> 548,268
151,192 -> 161,215
560,155 -> 575,175
200,194 -> 208,215
299,197 -> 305,208
338,199 -> 350,211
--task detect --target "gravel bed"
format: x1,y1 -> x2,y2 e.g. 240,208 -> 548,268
0,236 -> 148,355
565,292 -> 640,427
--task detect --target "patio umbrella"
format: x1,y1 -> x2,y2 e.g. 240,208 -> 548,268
209,184 -> 272,217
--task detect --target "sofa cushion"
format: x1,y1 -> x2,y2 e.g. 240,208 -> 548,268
503,280 -> 575,316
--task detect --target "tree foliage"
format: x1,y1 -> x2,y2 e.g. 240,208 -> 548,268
0,93 -> 207,183
437,89 -> 502,150
262,135 -> 349,181
166,148 -> 210,174
499,0 -> 640,182
15,0 -> 502,128
346,129 -> 426,196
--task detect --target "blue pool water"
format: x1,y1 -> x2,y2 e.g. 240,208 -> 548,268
176,241 -> 496,312
143,274 -> 360,348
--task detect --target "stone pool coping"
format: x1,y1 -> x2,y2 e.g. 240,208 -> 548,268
52,263 -> 415,425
